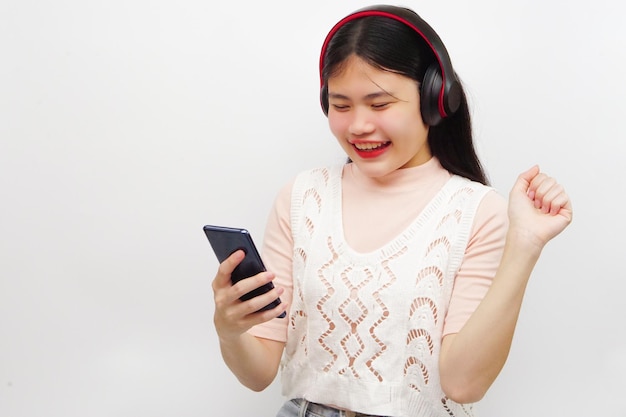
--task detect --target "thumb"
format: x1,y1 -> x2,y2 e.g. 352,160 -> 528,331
215,249 -> 245,286
513,165 -> 540,194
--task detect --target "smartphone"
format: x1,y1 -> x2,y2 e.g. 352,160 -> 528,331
203,225 -> 285,318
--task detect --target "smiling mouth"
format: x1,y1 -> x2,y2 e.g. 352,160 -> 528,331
352,141 -> 391,151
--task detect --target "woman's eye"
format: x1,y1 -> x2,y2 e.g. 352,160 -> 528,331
331,104 -> 350,111
372,102 -> 390,109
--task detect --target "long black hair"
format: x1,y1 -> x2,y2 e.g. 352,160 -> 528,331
320,11 -> 489,185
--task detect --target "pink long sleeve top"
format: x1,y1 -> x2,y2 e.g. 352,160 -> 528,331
249,157 -> 508,342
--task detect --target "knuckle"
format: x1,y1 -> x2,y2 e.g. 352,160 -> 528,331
217,261 -> 231,275
233,282 -> 258,300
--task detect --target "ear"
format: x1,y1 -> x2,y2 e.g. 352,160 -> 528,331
320,84 -> 329,116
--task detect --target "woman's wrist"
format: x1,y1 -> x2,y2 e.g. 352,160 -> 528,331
504,225 -> 546,258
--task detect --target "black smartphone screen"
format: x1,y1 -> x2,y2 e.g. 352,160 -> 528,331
203,225 -> 285,318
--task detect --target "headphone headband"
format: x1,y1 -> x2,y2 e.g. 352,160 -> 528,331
319,5 -> 461,124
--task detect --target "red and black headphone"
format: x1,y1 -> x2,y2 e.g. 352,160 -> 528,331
319,5 -> 461,126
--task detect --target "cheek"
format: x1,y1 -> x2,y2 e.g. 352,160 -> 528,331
328,113 -> 348,138
382,111 -> 427,140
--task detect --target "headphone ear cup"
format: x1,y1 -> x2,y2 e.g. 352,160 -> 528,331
320,84 -> 329,116
420,64 -> 443,126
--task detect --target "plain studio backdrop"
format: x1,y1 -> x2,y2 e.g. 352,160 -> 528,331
1,0 -> 624,416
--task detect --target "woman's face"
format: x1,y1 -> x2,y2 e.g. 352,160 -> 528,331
327,55 -> 431,178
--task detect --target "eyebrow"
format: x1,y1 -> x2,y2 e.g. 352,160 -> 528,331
327,91 -> 395,101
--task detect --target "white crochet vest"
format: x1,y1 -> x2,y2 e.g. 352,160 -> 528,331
281,165 -> 492,417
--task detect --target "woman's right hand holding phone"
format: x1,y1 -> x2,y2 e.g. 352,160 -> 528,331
211,249 -> 286,391
212,249 -> 286,342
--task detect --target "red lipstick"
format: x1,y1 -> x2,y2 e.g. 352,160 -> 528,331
351,142 -> 390,159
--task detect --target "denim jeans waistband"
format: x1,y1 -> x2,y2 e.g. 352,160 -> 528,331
294,399 -> 385,417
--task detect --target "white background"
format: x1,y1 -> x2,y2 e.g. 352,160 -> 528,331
1,0 -> 624,416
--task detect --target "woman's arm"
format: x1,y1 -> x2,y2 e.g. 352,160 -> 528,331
212,250 -> 287,391
439,165 -> 573,403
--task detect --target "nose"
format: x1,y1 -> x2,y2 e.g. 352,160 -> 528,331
348,108 -> 375,136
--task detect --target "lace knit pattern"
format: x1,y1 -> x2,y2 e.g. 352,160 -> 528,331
281,165 -> 492,417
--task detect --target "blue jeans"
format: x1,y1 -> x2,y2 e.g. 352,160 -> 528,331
275,399 -> 386,417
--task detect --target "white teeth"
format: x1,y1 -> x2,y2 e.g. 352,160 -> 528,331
354,142 -> 387,150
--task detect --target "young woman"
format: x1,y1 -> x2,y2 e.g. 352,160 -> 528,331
211,5 -> 572,417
